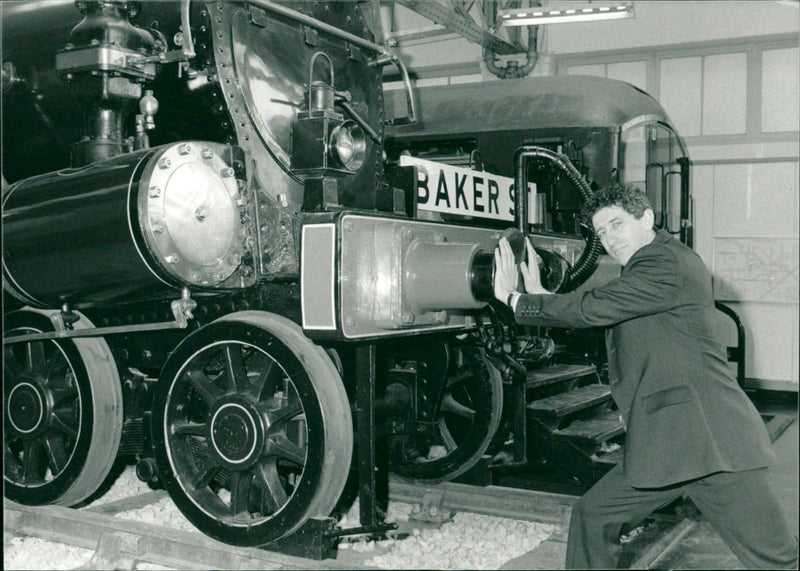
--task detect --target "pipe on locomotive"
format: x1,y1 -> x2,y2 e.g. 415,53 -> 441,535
513,146 -> 602,292
250,0 -> 416,126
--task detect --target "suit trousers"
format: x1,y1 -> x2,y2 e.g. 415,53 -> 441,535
565,464 -> 798,569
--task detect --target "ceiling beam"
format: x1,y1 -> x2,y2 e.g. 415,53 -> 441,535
394,0 -> 525,55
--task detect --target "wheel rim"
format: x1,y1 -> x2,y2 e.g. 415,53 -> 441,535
153,313 -> 352,546
388,342 -> 503,484
3,310 -> 121,506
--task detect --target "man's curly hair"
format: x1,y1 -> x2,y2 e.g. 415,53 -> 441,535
581,184 -> 653,231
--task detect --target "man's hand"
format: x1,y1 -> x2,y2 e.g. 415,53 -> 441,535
520,238 -> 552,295
494,237 -> 519,304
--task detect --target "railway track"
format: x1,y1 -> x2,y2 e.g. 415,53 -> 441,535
5,491 -> 361,570
5,475 -> 695,570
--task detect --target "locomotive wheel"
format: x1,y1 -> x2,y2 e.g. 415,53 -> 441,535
151,311 -> 352,546
389,342 -> 503,484
3,309 -> 122,506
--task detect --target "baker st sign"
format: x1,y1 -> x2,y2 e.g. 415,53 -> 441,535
399,156 -> 537,224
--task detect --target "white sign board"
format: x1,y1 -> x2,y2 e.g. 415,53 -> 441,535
399,155 -> 537,224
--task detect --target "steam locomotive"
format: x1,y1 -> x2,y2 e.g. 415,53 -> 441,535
2,0 -> 692,548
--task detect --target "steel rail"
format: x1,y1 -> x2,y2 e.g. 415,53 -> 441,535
388,478 -> 575,526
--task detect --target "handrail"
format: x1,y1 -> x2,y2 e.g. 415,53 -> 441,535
715,300 -> 746,389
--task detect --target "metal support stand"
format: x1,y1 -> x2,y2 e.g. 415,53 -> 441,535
261,342 -> 395,560
260,517 -> 337,560
511,382 -> 528,463
355,342 -> 380,527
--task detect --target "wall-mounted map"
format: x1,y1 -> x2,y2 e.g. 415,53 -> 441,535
713,238 -> 799,303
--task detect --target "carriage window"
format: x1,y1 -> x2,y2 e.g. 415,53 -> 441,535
622,124 -> 685,236
647,125 -> 684,234
621,125 -> 647,190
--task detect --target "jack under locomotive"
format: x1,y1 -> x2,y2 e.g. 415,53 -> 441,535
2,0 -> 694,548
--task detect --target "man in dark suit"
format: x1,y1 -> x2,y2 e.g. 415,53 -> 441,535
494,184 -> 797,569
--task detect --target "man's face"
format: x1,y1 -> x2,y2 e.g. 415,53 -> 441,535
592,205 -> 655,266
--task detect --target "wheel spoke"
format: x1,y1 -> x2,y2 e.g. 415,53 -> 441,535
44,353 -> 69,386
263,401 -> 303,431
22,439 -> 46,482
43,431 -> 70,476
3,346 -> 23,378
436,417 -> 458,452
229,471 -> 253,517
223,344 -> 248,395
50,385 -> 79,408
253,459 -> 288,513
440,393 -> 476,421
254,359 -> 280,399
50,408 -> 79,439
169,421 -> 207,437
444,371 -> 471,391
266,433 -> 306,465
191,458 -> 222,491
25,341 -> 47,375
184,367 -> 224,406
4,441 -> 23,479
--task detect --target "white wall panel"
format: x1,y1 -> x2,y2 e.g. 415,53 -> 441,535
731,302 -> 799,385
566,64 -> 606,77
688,141 -> 799,162
795,162 -> 799,239
691,165 -> 715,268
762,47 -> 800,133
793,303 -> 800,384
702,53 -> 747,135
713,162 -> 796,238
660,57 -> 702,137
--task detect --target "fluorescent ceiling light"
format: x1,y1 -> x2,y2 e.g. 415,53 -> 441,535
499,3 -> 634,26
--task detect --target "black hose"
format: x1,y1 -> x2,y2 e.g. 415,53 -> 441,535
512,146 -> 602,292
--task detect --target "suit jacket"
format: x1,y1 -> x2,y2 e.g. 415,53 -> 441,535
515,230 -> 776,488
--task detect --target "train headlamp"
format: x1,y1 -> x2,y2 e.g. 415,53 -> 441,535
291,52 -> 369,178
331,120 -> 366,171
292,111 -> 369,177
